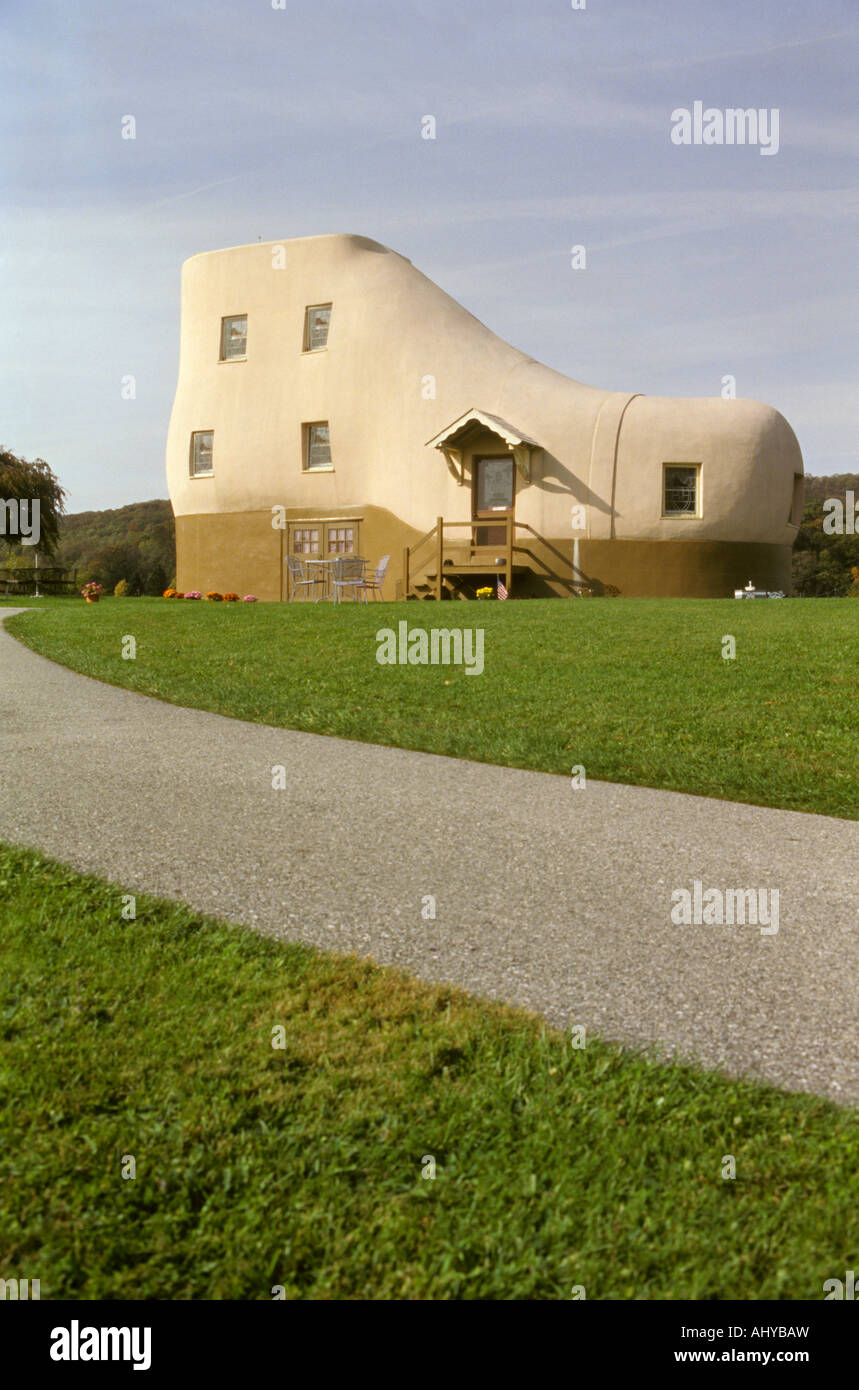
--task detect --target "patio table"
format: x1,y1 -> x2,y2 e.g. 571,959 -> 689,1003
303,557 -> 334,601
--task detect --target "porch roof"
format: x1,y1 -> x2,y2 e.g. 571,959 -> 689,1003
425,407 -> 539,452
425,408 -> 540,483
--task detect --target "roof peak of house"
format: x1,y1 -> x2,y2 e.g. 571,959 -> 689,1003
184,233 -> 401,264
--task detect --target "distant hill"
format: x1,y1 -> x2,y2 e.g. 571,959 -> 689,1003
802,474 -> 859,503
57,499 -> 175,595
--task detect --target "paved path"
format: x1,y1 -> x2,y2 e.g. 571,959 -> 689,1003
1,607 -> 857,1104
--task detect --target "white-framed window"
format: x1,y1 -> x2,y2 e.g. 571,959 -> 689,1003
663,463 -> 700,517
190,430 -> 214,476
303,304 -> 331,352
288,519 -> 362,559
292,528 -> 320,555
326,526 -> 354,554
304,422 -> 332,470
220,315 -> 247,360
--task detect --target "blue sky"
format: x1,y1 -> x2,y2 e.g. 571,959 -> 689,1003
1,0 -> 856,510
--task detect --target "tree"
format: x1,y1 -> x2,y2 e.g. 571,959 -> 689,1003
792,480 -> 859,596
0,448 -> 66,556
87,542 -> 138,594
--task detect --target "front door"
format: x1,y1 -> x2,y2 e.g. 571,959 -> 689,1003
473,455 -> 515,546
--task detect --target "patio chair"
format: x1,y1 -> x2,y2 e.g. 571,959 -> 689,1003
355,555 -> 390,601
331,554 -> 366,603
286,554 -> 322,601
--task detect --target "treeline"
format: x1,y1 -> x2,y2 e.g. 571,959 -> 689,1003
57,499 -> 176,594
1,474 -> 176,594
793,474 -> 859,597
48,499 -> 176,595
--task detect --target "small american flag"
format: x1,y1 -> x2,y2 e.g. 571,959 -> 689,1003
496,575 -> 508,601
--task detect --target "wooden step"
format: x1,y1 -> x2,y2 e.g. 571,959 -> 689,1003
441,563 -> 526,574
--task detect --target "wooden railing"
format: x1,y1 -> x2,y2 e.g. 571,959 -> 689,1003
0,568 -> 78,597
403,515 -> 516,601
402,518 -> 440,600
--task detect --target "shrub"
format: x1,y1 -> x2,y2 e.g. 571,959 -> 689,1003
223,592 -> 240,603
81,582 -> 103,599
114,579 -> 129,597
184,590 -> 202,600
242,595 -> 258,602
206,591 -> 224,602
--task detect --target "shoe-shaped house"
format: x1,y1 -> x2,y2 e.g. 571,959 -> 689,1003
166,233 -> 804,600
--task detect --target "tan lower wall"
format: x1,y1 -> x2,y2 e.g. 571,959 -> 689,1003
175,509 -> 794,600
175,506 -> 423,601
518,537 -> 793,598
175,511 -> 280,600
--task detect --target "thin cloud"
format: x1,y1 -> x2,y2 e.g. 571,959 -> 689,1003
603,28 -> 859,74
127,169 -> 269,216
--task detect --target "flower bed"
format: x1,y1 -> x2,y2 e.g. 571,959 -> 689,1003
162,588 -> 254,602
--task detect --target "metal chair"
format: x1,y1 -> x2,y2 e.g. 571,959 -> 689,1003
355,555 -> 390,601
286,554 -> 322,601
331,555 -> 366,603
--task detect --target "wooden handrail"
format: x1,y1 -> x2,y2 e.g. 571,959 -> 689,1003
505,514 -> 513,591
414,516 -> 522,534
436,516 -> 443,602
410,521 -> 439,551
405,513 -> 543,599
402,521 -> 438,599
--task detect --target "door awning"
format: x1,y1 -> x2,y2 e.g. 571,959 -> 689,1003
425,408 -> 540,483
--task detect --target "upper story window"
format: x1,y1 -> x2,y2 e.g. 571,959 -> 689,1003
303,304 -> 331,352
304,422 -> 332,470
190,430 -> 214,476
663,464 -> 700,517
220,315 -> 247,360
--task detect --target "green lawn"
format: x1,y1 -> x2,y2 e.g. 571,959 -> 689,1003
1,842 -> 856,1300
6,595 -> 859,819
